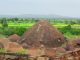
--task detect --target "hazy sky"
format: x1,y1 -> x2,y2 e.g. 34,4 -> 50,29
0,0 -> 80,17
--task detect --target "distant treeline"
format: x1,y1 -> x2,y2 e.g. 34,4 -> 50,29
0,18 -> 80,25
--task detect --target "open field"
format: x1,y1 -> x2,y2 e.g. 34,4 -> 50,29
0,22 -> 80,29
54,24 -> 80,29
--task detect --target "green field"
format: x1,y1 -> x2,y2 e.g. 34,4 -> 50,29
0,22 -> 80,29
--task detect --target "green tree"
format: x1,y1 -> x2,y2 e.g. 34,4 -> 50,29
1,18 -> 8,27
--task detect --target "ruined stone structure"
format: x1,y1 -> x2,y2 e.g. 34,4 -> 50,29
19,21 -> 66,48
8,34 -> 20,42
